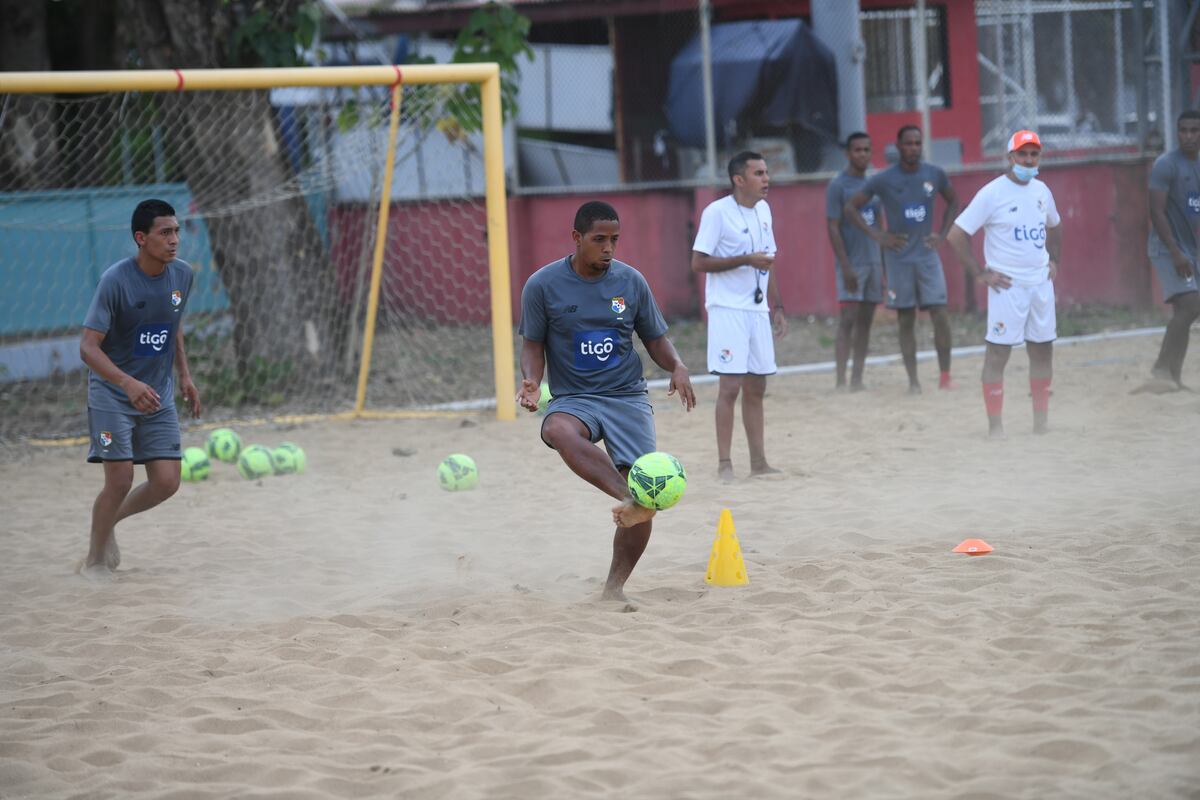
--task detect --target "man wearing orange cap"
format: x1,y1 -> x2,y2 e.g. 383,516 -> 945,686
948,130 -> 1062,437
1142,110 -> 1200,392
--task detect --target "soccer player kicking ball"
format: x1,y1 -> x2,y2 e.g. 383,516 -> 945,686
78,199 -> 201,579
948,131 -> 1061,437
517,201 -> 696,602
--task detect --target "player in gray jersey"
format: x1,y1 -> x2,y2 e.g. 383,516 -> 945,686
78,199 -> 201,579
826,132 -> 883,391
846,125 -> 960,393
517,201 -> 696,602
1139,110 -> 1200,392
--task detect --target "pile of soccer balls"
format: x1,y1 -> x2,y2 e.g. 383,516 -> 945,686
180,427 -> 307,482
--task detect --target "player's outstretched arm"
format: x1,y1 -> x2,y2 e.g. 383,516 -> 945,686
643,335 -> 695,411
175,328 -> 201,418
517,338 -> 546,412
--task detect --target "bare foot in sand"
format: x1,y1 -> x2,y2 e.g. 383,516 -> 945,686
717,459 -> 735,483
1130,376 -> 1181,395
749,463 -> 784,479
104,532 -> 120,571
612,497 -> 656,528
76,560 -> 114,582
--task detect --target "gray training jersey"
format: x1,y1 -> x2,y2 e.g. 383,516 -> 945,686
861,161 -> 949,266
82,257 -> 194,414
1148,148 -> 1200,259
826,171 -> 883,267
519,256 -> 668,398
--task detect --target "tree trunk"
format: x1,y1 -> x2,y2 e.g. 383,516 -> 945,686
121,0 -> 348,383
0,0 -> 60,190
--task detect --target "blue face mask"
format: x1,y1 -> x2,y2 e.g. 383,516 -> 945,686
1012,163 -> 1039,182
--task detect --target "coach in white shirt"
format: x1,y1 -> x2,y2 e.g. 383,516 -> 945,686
691,151 -> 787,482
948,130 -> 1062,437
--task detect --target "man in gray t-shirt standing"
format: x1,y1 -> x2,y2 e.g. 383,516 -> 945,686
826,131 -> 884,391
846,125 -> 960,393
1140,110 -> 1200,392
517,200 -> 695,602
79,199 -> 201,579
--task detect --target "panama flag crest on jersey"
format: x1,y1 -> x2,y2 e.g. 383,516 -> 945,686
611,297 -> 625,314
170,290 -> 182,307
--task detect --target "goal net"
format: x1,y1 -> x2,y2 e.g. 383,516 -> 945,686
0,65 -> 514,447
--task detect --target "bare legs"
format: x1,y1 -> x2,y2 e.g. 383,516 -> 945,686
897,308 -> 920,392
541,413 -> 654,601
1151,292 -> 1200,387
715,374 -> 778,480
898,306 -> 952,392
835,301 -> 877,390
85,459 -> 181,577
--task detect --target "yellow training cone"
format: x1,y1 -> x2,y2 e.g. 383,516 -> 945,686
705,508 -> 749,586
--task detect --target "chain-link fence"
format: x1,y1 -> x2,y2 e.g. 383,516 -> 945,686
359,0 -> 1182,189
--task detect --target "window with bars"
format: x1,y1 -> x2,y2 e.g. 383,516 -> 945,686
862,6 -> 950,114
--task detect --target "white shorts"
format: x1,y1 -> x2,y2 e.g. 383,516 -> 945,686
986,279 -> 1056,346
706,306 -> 777,375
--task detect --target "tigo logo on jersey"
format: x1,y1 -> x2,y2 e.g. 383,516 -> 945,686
134,324 -> 173,357
170,290 -> 182,307
1014,223 -> 1047,249
611,297 -> 626,314
1188,193 -> 1200,215
574,328 -> 621,371
719,349 -> 733,363
99,431 -> 113,448
903,203 -> 927,223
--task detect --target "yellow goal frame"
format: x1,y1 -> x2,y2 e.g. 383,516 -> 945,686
0,65 -> 517,423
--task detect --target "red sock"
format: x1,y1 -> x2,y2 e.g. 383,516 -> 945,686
1030,377 -> 1051,413
983,382 -> 1004,417
939,371 -> 953,389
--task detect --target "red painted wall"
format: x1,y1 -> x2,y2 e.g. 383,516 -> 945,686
331,160 -> 1155,325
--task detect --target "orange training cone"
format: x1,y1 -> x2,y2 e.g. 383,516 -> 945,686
953,538 -> 994,556
705,508 -> 749,586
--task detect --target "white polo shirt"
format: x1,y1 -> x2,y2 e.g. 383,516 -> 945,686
954,174 -> 1061,285
693,194 -> 777,312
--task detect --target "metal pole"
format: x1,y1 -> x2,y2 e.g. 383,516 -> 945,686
1133,0 -> 1148,152
1161,0 -> 1175,150
915,0 -> 931,160
699,0 -> 719,180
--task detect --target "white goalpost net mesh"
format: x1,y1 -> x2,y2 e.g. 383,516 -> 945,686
0,78 -> 500,445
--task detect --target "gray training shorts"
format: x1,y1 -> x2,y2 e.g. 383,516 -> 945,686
87,406 -> 182,464
1150,253 -> 1200,302
541,392 -> 656,471
885,257 -> 948,309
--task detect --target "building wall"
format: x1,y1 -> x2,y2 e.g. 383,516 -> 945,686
503,160 -> 1155,319
330,159 -> 1155,324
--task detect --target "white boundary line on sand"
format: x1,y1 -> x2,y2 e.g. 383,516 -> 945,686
429,326 -> 1166,411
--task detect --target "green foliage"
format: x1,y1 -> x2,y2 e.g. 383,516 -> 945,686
450,2 -> 534,124
224,0 -> 320,68
405,2 -> 533,140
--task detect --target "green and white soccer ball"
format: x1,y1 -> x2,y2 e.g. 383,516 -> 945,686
437,453 -> 478,491
206,427 -> 242,463
627,451 -> 687,510
271,442 -> 306,475
180,446 -> 211,482
237,444 -> 274,480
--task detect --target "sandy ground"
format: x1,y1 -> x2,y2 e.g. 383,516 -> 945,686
1,332 -> 1198,799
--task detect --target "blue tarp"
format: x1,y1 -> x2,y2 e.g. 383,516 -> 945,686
665,18 -> 838,148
